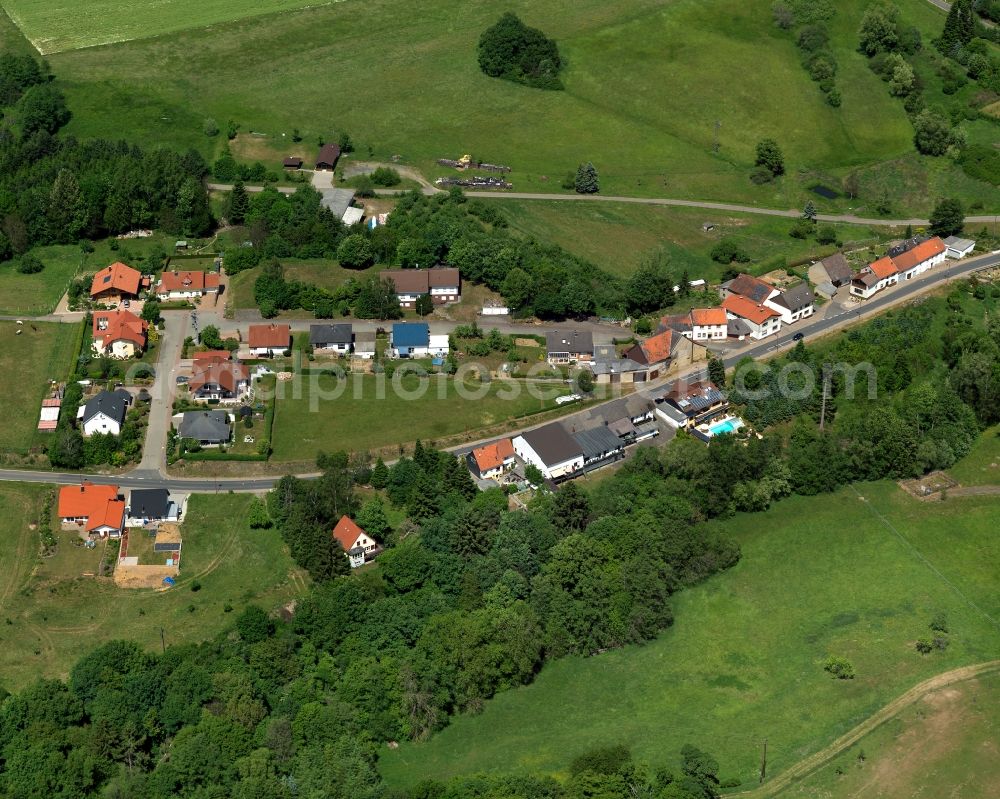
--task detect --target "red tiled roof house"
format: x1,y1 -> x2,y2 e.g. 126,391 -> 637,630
468,438 -> 516,480
331,516 -> 378,568
155,270 -> 220,301
58,482 -> 125,538
92,308 -> 148,358
247,324 -> 291,357
721,294 -> 782,340
90,262 -> 142,303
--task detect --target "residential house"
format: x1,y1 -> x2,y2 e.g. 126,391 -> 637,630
80,389 -> 131,437
623,329 -> 674,379
513,422 -> 584,481
588,357 -> 651,385
90,262 -> 142,303
719,273 -> 776,304
282,156 -> 303,169
390,323 -> 449,358
342,206 -> 364,226
687,308 -> 728,341
545,330 -> 595,364
382,268 -> 461,308
320,188 -> 355,218
891,237 -> 946,280
92,308 -> 148,358
943,235 -> 975,259
572,426 -> 626,468
309,323 -> 353,354
58,482 -> 125,538
818,252 -> 853,287
190,358 -> 250,402
656,380 -> 728,429
178,410 -> 232,446
332,515 -> 379,568
763,282 -> 815,324
247,324 -> 291,357
316,142 -> 341,170
721,294 -> 782,340
850,257 -> 898,299
154,270 -> 220,300
126,488 -> 178,526
353,331 -> 377,359
468,438 -> 516,480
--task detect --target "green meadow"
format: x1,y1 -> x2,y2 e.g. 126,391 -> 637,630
4,0 -> 984,212
378,480 -> 1000,790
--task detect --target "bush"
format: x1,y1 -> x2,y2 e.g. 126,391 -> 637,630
710,237 -> 750,264
930,612 -> 949,633
370,167 -> 401,187
915,637 -> 933,653
15,254 -> 44,274
203,118 -> 219,137
824,656 -> 855,679
816,224 -> 837,244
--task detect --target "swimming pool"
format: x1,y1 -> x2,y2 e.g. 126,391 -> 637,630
708,418 -> 743,436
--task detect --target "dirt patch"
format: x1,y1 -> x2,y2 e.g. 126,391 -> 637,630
113,563 -> 178,589
898,470 -> 958,500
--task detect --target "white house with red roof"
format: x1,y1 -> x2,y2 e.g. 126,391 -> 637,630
468,438 -> 516,480
850,238 -> 946,300
721,294 -> 782,340
687,308 -> 728,341
92,308 -> 148,358
331,516 -> 379,568
247,324 -> 291,357
155,270 -> 221,300
851,257 -> 899,299
58,482 -> 125,538
891,238 -> 946,280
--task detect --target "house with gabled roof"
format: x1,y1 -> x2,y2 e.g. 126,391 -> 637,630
92,308 -> 148,358
80,389 -> 132,437
190,359 -> 249,402
546,330 -> 594,364
763,282 -> 815,324
513,422 -> 584,481
719,273 -> 777,305
687,308 -> 728,341
178,410 -> 232,446
891,237 -> 946,280
721,294 -> 782,340
247,324 -> 291,357
155,270 -> 220,300
309,323 -> 353,353
850,237 -> 945,300
382,268 -> 461,308
818,252 -> 853,287
851,257 -> 898,300
331,515 -> 379,568
468,438 -> 516,480
58,482 -> 125,538
656,380 -> 728,429
90,262 -> 142,303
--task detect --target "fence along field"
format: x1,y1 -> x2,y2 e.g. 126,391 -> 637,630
2,0 -> 339,54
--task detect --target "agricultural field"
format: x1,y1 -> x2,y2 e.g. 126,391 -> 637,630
0,321 -> 80,455
270,372 -> 561,460
776,670 -> 1000,798
0,488 -> 307,690
498,200 -> 885,280
1,0 -> 323,53
378,479 -> 1000,790
7,0 -> 990,213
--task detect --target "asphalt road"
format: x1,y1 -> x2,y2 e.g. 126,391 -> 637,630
1,249 -> 997,494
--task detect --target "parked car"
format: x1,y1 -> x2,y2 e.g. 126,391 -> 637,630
792,332 -> 804,341
175,375 -> 190,384
555,394 -> 582,405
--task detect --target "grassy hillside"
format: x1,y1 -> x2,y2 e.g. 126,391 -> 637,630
0,488 -> 307,690
776,671 -> 1000,798
377,480 -> 1000,790
6,0 -> 982,212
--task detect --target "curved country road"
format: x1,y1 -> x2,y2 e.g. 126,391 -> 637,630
732,660 -> 1000,798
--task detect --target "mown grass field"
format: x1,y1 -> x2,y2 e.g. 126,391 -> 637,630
0,321 -> 79,454
499,201 -> 884,280
270,372 -> 560,460
0,244 -> 83,316
947,425 -> 1000,487
229,259 -> 376,317
776,671 -> 1000,798
378,480 -> 1000,790
5,0 -> 983,213
2,0 -> 325,53
0,488 -> 307,690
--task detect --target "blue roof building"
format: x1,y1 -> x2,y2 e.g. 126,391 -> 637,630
391,323 -> 430,357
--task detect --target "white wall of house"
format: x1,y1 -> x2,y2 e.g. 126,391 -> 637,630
512,436 -> 583,480
727,313 -> 782,340
315,342 -> 351,353
851,274 -> 898,299
900,252 -> 945,279
763,299 -> 815,325
396,292 -> 421,308
430,286 -> 459,302
429,334 -> 450,356
690,323 -> 727,340
94,339 -> 140,358
946,242 -> 973,259
83,412 -> 122,437
250,346 -> 287,357
157,289 -> 203,300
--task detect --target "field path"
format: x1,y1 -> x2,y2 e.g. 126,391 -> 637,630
732,660 -> 1000,798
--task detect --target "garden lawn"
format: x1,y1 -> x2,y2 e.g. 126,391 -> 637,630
270,372 -> 560,459
229,259 -> 377,316
22,0 -> 970,210
498,201 -> 884,279
0,489 -> 308,690
0,321 -> 80,454
0,244 -> 84,315
378,481 -> 1000,790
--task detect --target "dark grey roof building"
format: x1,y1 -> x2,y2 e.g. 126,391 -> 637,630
82,389 -> 130,427
518,422 -> 583,466
309,323 -> 353,348
770,282 -> 815,313
819,252 -> 853,286
572,426 -> 626,465
545,330 -> 595,360
179,410 -> 231,444
128,489 -> 171,520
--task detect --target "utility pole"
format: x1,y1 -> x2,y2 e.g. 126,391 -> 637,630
759,738 -> 768,784
819,363 -> 831,431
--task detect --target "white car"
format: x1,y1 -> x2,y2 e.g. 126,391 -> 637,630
555,394 -> 581,405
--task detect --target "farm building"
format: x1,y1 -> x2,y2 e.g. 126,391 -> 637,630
316,143 -> 341,170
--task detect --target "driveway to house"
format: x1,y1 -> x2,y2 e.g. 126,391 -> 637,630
1,249 -> 998,493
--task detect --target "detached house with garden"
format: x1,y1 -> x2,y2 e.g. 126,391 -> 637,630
90,262 -> 142,304
92,308 -> 148,358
